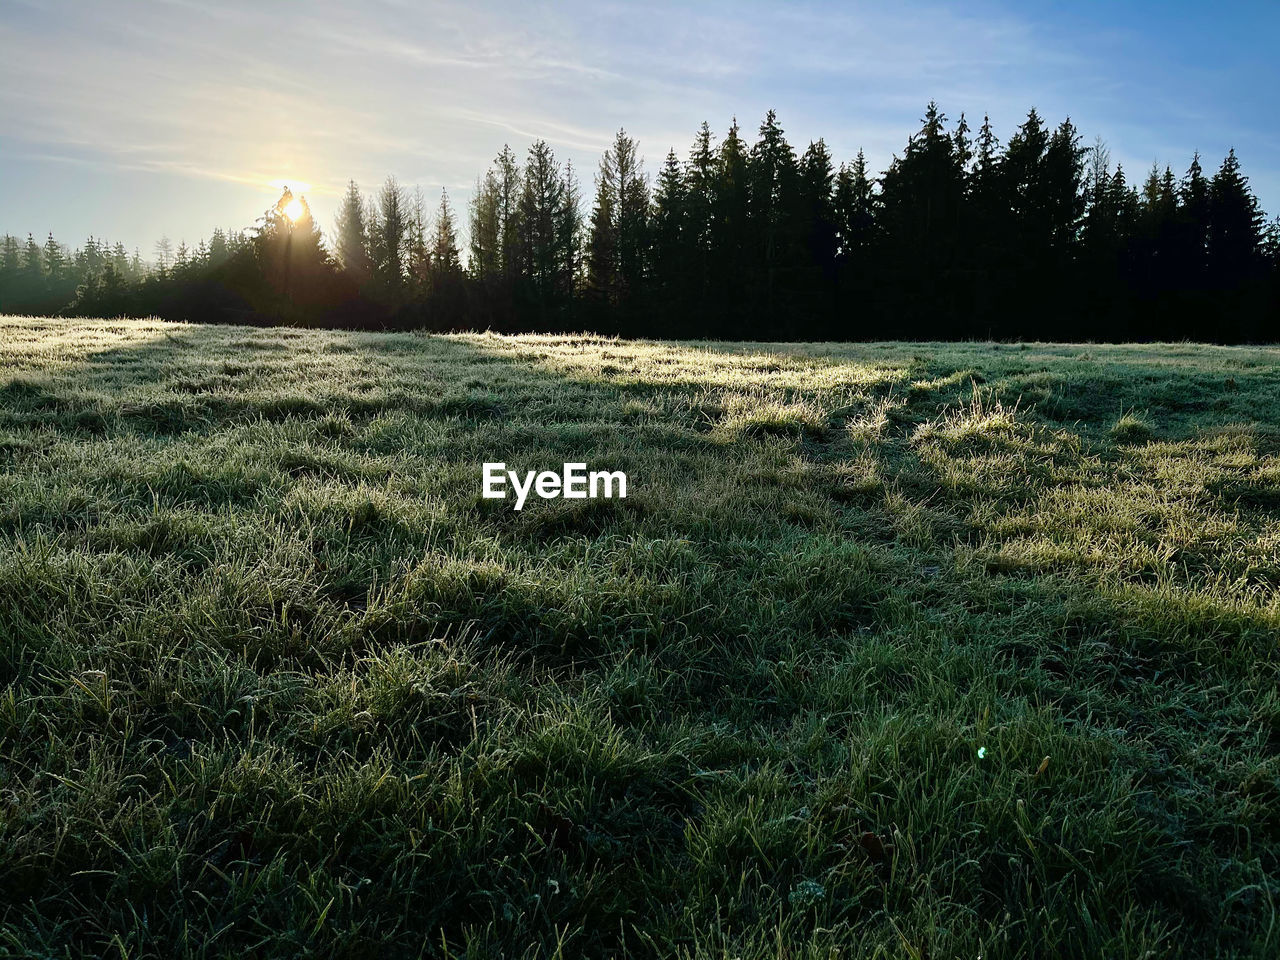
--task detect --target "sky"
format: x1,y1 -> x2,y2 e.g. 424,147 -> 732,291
1,0 -> 1278,258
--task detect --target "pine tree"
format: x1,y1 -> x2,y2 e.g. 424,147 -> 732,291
208,229 -> 230,268
834,150 -> 877,258
43,233 -> 66,290
154,237 -> 173,273
649,148 -> 688,315
1264,216 -> 1280,327
586,130 -> 648,313
78,236 -> 102,277
253,187 -> 331,311
518,140 -> 567,307
1207,148 -> 1262,285
965,115 -> 1007,326
1129,163 -> 1182,332
796,138 -> 837,329
832,150 -> 879,332
1108,163 -> 1141,290
407,187 -> 432,296
586,177 -> 617,307
469,169 -> 502,282
1001,108 -> 1048,212
972,115 -> 1000,184
1177,153 -> 1210,282
0,235 -> 21,310
614,130 -> 649,308
877,102 -> 966,333
747,110 -> 799,316
684,121 -> 718,310
952,113 -> 973,175
1107,164 -> 1140,232
430,190 -> 461,274
495,146 -> 523,281
711,118 -> 751,331
371,176 -> 409,303
0,235 -> 20,286
466,146 -> 525,326
555,161 -> 583,302
334,180 -> 372,282
1206,148 -> 1266,338
1042,119 -> 1086,251
420,189 -> 464,327
22,234 -> 43,291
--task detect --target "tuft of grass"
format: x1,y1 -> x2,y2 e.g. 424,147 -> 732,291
715,391 -> 830,440
0,316 -> 1278,959
1111,409 -> 1155,442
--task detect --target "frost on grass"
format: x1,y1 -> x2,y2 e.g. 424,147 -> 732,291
0,317 -> 1278,958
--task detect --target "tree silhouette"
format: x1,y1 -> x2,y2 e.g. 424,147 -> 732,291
2,103 -> 1275,340
649,148 -> 688,331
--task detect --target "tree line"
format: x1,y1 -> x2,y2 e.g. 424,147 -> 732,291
3,103 -> 1278,342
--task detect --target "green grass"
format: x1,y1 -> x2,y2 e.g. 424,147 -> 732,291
1,316 -> 1278,958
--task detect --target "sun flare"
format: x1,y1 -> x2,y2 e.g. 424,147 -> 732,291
283,196 -> 305,221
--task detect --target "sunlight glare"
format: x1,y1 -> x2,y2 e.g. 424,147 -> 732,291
283,196 -> 305,221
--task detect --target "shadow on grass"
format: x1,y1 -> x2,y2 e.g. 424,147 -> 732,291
0,318 -> 1277,958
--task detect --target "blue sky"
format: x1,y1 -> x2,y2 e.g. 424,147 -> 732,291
1,0 -> 1277,257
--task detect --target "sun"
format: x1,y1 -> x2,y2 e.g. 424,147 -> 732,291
283,196 -> 306,221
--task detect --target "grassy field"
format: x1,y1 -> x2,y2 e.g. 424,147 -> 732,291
0,316 -> 1278,958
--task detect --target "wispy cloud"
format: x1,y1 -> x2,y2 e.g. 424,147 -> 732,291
1,0 -> 1276,251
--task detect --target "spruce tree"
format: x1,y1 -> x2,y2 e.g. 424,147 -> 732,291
649,148 -> 688,320
469,170 -> 502,282
154,237 -> 173,273
250,187 -> 332,315
425,188 -> 464,327
555,161 -> 583,303
0,235 -> 20,292
1176,153 -> 1211,283
372,176 -> 408,303
832,150 -> 878,332
42,233 -> 66,293
1207,148 -> 1262,285
22,233 -> 43,295
877,102 -> 966,334
966,116 -> 1006,327
747,110 -> 799,320
613,130 -> 649,310
1108,163 -> 1141,317
834,150 -> 877,258
1207,148 -> 1265,337
431,190 -> 461,274
712,118 -> 751,332
796,138 -> 837,331
208,229 -> 230,268
684,122 -> 718,310
586,130 -> 648,316
586,176 -> 617,308
518,140 -> 566,308
495,146 -> 523,281
1042,119 -> 1086,252
407,187 -> 432,296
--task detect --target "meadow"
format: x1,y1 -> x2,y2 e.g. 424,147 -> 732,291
0,316 -> 1277,958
